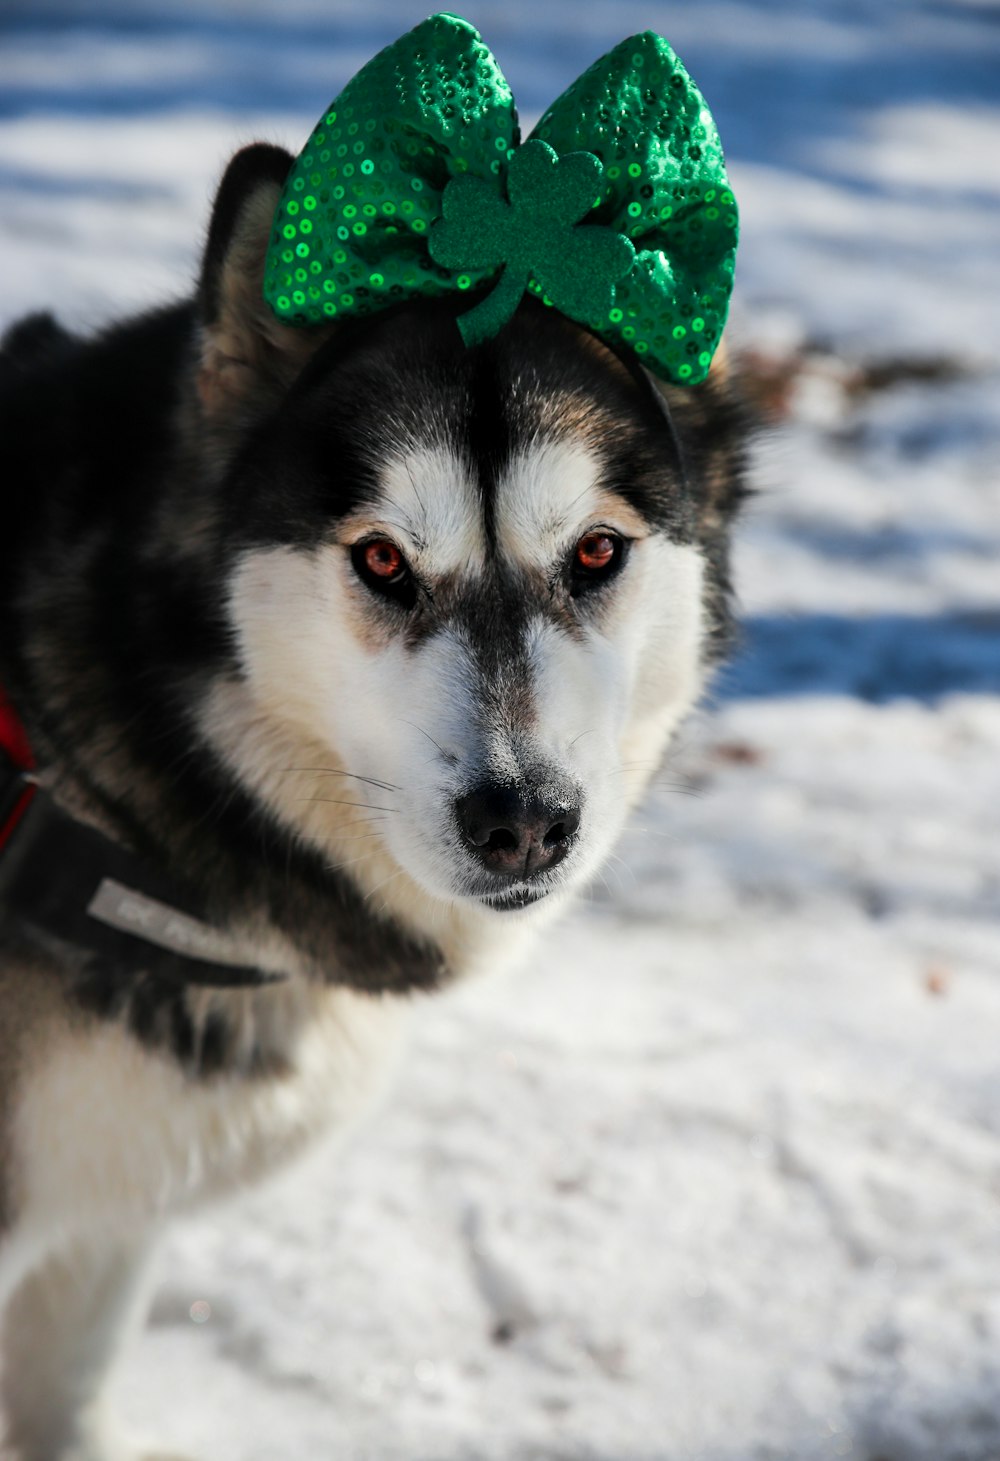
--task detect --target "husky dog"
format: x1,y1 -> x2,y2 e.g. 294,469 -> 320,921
0,142 -> 745,1459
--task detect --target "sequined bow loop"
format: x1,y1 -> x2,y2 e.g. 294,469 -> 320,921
263,12 -> 738,386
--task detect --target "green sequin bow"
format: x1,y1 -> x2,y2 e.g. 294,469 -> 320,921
263,12 -> 738,386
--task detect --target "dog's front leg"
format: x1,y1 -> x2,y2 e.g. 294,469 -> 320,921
0,1226 -> 170,1461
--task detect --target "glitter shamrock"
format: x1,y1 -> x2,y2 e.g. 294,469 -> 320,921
427,140 -> 635,348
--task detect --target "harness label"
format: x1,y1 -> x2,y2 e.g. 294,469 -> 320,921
87,878 -> 247,967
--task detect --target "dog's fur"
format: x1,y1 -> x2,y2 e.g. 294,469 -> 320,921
0,142 -> 746,1459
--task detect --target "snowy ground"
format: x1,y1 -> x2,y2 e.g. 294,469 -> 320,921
2,2 -> 1000,1458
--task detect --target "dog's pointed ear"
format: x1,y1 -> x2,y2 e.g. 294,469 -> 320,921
197,143 -> 331,420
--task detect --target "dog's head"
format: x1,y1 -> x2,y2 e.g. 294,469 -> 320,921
193,146 -> 742,929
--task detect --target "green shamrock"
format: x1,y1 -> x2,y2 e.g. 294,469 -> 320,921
428,139 -> 636,347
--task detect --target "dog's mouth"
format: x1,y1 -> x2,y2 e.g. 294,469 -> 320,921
478,886 -> 550,913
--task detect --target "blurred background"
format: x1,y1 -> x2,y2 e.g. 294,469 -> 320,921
2,2 -> 999,1458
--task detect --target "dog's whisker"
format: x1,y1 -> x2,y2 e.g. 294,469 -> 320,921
284,766 -> 401,793
593,867 -> 615,899
333,847 -> 389,873
625,824 -> 682,843
649,781 -> 705,799
295,796 -> 398,814
401,457 -> 429,526
364,867 -> 410,911
397,718 -> 452,762
604,851 -> 637,889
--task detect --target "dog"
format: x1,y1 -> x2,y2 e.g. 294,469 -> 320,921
0,133 -> 746,1458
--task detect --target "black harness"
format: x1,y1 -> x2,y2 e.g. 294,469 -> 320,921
0,691 -> 283,990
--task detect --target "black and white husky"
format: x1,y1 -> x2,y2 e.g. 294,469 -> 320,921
0,142 -> 746,1458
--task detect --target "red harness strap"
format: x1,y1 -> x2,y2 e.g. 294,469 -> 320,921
0,684 -> 37,854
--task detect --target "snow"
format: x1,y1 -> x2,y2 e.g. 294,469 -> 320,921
2,1 -> 999,1457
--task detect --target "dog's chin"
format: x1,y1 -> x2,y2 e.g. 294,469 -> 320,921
451,866 -> 586,919
389,846 -> 572,920
381,822 -> 594,921
474,885 -> 553,915
415,869 -> 567,919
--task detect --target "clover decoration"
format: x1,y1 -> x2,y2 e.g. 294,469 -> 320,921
263,14 -> 739,387
429,140 -> 634,348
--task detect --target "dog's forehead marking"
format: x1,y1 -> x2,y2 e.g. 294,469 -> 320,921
494,437 -> 649,568
340,436 -> 650,583
345,443 -> 484,575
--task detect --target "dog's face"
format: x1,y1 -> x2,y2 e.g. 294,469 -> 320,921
196,151 -> 720,926
216,308 -> 706,919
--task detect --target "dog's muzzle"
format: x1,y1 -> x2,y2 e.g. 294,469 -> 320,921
453,775 -> 581,908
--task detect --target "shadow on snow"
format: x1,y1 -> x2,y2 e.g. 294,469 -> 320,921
718,610 -> 1000,703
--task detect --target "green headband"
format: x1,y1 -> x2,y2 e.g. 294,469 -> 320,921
263,13 -> 738,386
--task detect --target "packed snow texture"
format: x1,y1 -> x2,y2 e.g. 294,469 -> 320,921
1,2 -> 999,1458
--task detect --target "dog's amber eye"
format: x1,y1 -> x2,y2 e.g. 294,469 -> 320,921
575,533 -> 617,572
351,538 -> 417,611
569,530 -> 627,599
363,540 -> 405,580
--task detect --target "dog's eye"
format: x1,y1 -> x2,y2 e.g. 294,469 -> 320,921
351,539 -> 417,609
363,540 -> 405,580
576,533 -> 617,571
570,531 -> 626,595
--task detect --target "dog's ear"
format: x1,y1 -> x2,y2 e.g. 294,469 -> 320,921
197,143 -> 332,421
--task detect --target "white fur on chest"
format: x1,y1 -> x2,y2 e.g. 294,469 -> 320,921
12,985 -> 405,1243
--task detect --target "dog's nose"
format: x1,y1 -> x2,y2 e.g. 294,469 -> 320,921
455,780 -> 581,877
